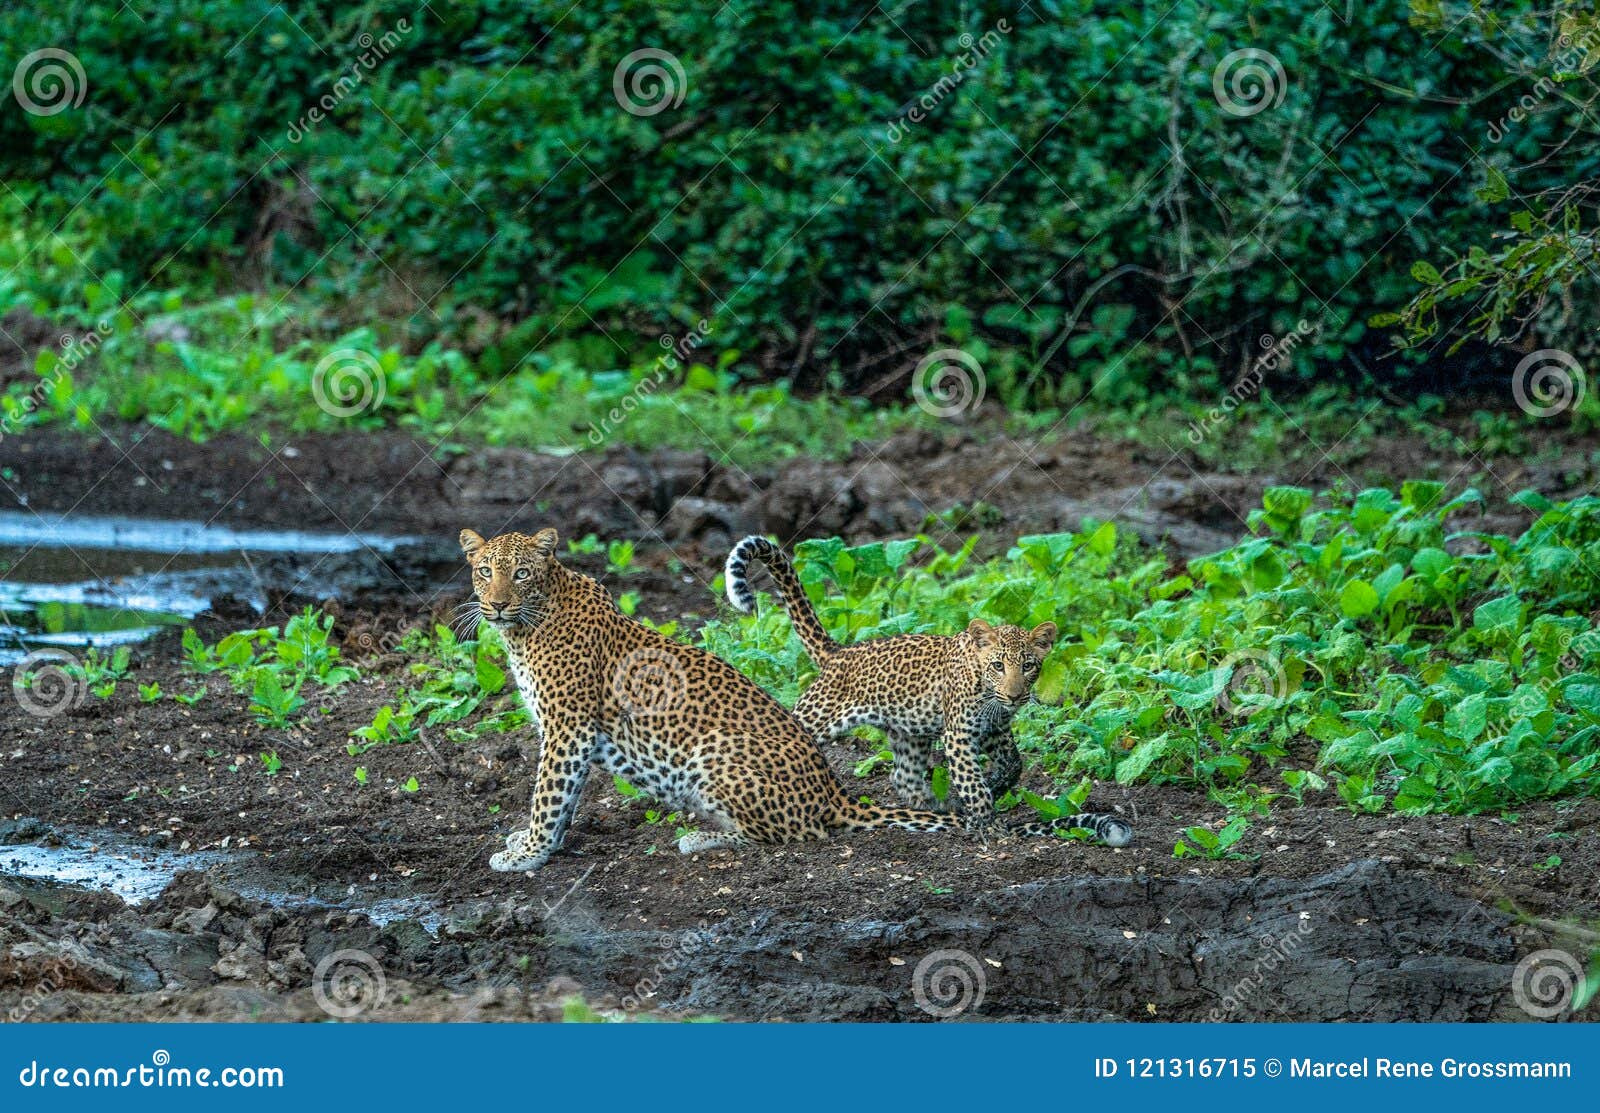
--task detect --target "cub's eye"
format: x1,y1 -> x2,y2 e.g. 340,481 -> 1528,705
1025,660 -> 1039,673
477,565 -> 491,578
990,660 -> 1005,672
514,568 -> 531,581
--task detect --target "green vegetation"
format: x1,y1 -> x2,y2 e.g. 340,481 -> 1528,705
3,0 -> 1595,428
1389,3 -> 1600,351
701,485 -> 1600,824
0,189 -> 921,466
344,623 -> 527,753
180,608 -> 355,729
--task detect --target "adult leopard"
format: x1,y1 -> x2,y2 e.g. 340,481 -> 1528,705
461,527 -> 1127,871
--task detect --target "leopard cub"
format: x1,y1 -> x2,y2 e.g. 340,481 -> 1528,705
725,536 -> 1132,846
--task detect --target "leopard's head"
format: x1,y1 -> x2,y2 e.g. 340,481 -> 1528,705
967,618 -> 1057,707
459,527 -> 560,631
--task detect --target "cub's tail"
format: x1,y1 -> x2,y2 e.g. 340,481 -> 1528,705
724,535 -> 838,663
1008,811 -> 1134,848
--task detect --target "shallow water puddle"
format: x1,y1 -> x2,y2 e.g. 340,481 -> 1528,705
0,511 -> 416,666
0,829 -> 447,933
0,839 -> 230,905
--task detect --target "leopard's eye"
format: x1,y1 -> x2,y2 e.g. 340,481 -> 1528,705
1025,660 -> 1039,673
991,660 -> 1005,672
514,567 -> 531,581
477,565 -> 491,578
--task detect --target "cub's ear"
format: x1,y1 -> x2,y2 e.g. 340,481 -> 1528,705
1029,621 -> 1058,654
531,527 -> 559,560
460,529 -> 487,558
966,618 -> 995,645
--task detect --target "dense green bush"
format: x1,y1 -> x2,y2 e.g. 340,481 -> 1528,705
2,1 -> 1588,400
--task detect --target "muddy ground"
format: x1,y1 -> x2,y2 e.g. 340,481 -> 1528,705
2,422 -> 1598,1022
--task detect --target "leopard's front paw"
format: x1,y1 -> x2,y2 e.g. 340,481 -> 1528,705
488,828 -> 549,873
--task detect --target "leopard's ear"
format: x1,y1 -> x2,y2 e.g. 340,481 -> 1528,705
966,618 -> 995,645
459,529 -> 487,558
1028,621 -> 1058,655
531,527 -> 559,560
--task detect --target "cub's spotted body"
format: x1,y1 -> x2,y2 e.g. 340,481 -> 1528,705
725,535 -> 1133,847
460,527 -> 964,872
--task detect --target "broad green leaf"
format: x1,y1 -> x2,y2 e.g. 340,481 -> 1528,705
1340,579 -> 1379,618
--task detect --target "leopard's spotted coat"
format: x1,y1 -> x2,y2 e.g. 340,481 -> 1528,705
460,527 -> 969,872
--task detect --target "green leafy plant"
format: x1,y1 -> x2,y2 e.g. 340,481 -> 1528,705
1174,817 -> 1252,860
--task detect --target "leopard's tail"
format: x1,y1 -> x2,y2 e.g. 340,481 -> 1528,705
827,796 -> 1133,848
724,535 -> 838,663
826,794 -> 959,833
1008,812 -> 1134,848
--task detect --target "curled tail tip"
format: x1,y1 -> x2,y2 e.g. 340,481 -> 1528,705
723,535 -> 762,612
724,573 -> 755,613
1049,811 -> 1134,847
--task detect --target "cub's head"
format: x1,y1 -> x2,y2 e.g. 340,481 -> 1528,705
967,618 -> 1057,706
459,527 -> 560,629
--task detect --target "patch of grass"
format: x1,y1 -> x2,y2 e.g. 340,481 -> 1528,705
181,608 -> 355,729
347,623 -> 526,755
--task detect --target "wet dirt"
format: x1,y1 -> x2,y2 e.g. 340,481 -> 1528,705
2,645 -> 1596,1023
2,424 -> 1599,1022
9,417 -> 1595,572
